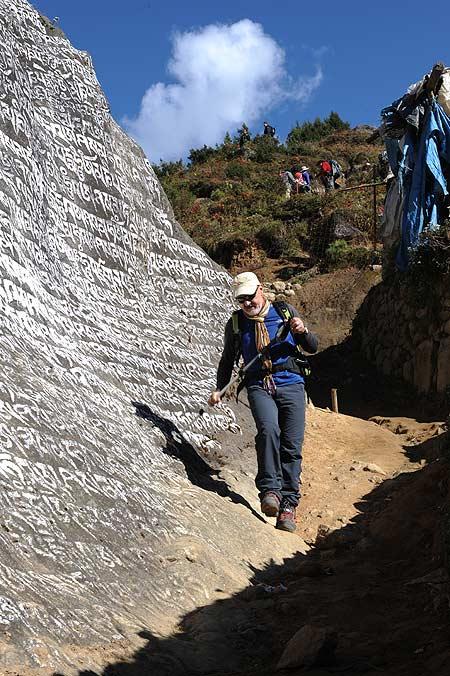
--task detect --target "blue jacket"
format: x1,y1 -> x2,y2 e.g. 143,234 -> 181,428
302,170 -> 311,186
216,303 -> 318,390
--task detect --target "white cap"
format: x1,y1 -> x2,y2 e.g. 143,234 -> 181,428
301,165 -> 309,171
232,271 -> 260,298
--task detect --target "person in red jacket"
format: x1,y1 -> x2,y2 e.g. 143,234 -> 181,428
317,160 -> 334,192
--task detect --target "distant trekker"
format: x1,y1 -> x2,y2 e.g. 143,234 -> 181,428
238,123 -> 251,149
208,272 -> 318,533
294,171 -> 305,193
279,170 -> 295,198
317,160 -> 334,192
301,166 -> 311,192
263,121 -> 276,137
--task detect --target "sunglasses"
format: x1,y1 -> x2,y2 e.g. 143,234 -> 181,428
236,289 -> 258,304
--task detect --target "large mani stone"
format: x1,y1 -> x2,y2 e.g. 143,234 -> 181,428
0,0 -> 306,670
414,339 -> 434,393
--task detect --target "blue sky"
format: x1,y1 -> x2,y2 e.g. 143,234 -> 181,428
33,0 -> 450,162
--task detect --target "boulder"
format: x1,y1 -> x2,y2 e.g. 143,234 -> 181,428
277,624 -> 337,670
272,281 -> 286,293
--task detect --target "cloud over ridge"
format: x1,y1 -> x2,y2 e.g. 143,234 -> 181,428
125,19 -> 322,162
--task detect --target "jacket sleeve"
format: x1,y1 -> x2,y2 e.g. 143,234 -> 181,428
287,303 -> 318,354
215,318 -> 237,391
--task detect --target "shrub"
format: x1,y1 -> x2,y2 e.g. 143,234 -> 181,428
189,179 -> 217,198
225,162 -> 250,180
286,112 -> 350,152
214,132 -> 240,160
293,220 -> 309,242
207,236 -> 249,268
188,145 -> 217,165
324,239 -> 372,270
256,221 -> 302,258
274,193 -> 324,222
164,185 -> 195,219
153,159 -> 184,178
253,135 -> 278,163
409,226 -> 450,276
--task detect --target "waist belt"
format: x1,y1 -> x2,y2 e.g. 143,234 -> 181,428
245,355 -> 310,380
268,355 -> 310,377
236,355 -> 310,401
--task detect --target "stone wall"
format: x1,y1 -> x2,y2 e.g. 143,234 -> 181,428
352,274 -> 450,396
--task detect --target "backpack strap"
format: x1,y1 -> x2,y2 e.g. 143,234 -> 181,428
231,309 -> 242,364
272,300 -> 292,323
273,301 -> 310,369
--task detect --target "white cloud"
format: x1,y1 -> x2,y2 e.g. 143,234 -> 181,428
124,20 -> 322,162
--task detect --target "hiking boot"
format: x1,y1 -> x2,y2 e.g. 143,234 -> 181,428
260,491 -> 280,517
276,500 -> 297,532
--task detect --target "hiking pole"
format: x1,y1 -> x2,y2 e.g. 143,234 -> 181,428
199,350 -> 268,416
216,320 -> 291,400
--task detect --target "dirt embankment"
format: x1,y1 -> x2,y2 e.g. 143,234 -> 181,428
296,267 -> 382,349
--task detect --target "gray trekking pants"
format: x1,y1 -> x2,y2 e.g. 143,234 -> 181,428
247,382 -> 305,507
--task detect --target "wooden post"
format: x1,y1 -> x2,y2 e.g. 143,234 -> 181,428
331,388 -> 339,413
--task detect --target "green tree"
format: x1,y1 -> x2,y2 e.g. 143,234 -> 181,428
188,144 -> 217,165
286,112 -> 350,152
252,134 -> 278,163
153,159 -> 184,178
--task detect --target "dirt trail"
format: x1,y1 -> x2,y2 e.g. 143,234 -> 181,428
8,404 -> 447,676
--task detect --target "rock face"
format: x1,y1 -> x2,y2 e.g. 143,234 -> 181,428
0,2 -> 304,671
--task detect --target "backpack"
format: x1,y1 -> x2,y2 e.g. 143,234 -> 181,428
231,301 -> 311,379
330,159 -> 343,178
320,160 -> 332,175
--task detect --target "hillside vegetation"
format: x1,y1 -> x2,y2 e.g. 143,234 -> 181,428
154,114 -> 385,280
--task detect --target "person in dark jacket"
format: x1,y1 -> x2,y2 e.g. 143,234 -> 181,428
263,121 -> 276,137
208,272 -> 318,532
238,123 -> 251,149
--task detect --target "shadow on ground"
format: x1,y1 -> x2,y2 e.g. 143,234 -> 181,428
132,402 -> 265,523
54,432 -> 450,676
